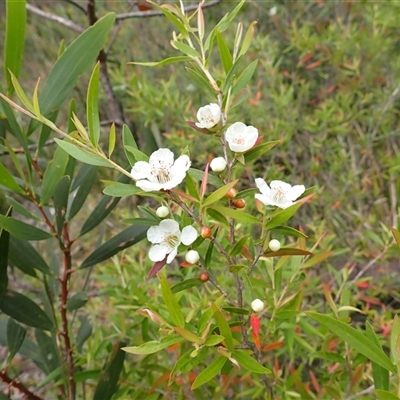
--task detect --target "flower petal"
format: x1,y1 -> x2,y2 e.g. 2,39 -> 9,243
149,148 -> 174,168
255,178 -> 271,197
181,225 -> 198,245
149,245 -> 168,262
166,247 -> 178,264
159,219 -> 180,234
286,185 -> 305,201
270,180 -> 292,191
255,193 -> 277,207
147,225 -> 164,244
135,179 -> 162,192
130,161 -> 151,180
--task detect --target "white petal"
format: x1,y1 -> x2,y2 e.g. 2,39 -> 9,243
149,245 -> 168,262
149,148 -> 175,168
225,122 -> 246,141
147,225 -> 164,244
166,248 -> 178,264
278,200 -> 294,209
161,174 -> 186,190
135,179 -> 162,192
130,161 -> 151,180
159,219 -> 180,235
255,178 -> 271,197
225,122 -> 258,152
286,185 -> 305,201
195,122 -> 207,128
255,193 -> 277,206
270,180 -> 292,191
173,155 -> 191,173
181,225 -> 198,245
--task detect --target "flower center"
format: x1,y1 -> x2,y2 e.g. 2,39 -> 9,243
152,167 -> 171,184
233,135 -> 245,145
164,233 -> 180,249
272,186 -> 287,204
202,115 -> 215,125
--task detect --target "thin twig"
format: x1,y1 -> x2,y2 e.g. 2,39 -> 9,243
0,369 -> 44,400
26,4 -> 84,33
62,0 -> 87,14
351,248 -> 387,282
115,0 -> 222,21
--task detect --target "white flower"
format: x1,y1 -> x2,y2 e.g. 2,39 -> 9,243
210,157 -> 227,172
251,299 -> 265,313
269,239 -> 281,252
185,250 -> 200,264
156,206 -> 169,218
225,122 -> 258,152
255,178 -> 305,209
131,148 -> 190,192
147,219 -> 198,264
195,103 -> 221,129
268,6 -> 277,16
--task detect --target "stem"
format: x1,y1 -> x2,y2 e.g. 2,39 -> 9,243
59,222 -> 75,400
0,369 -> 45,400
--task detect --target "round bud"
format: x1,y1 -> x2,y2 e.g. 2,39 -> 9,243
232,198 -> 246,209
199,272 -> 209,282
269,239 -> 281,252
225,188 -> 238,199
251,299 -> 265,313
185,250 -> 200,265
156,206 -> 169,218
201,226 -> 212,239
210,157 -> 227,173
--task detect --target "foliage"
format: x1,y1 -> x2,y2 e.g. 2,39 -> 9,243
0,1 -> 399,400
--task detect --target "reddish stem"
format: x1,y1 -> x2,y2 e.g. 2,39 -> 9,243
0,369 -> 44,400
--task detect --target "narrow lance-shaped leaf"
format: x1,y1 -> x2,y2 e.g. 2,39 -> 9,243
307,312 -> 396,373
0,215 -> 53,241
0,208 -> 12,301
108,123 -> 116,157
212,303 -> 233,351
39,13 -> 116,116
202,179 -> 238,207
191,356 -> 227,390
0,163 -> 25,194
159,274 -> 185,328
6,319 -> 26,363
231,350 -> 271,374
4,0 -> 26,94
122,335 -> 184,355
86,62 -> 101,147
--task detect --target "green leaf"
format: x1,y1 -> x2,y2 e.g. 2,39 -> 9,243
0,208 -> 11,301
66,292 -> 88,311
302,251 -> 334,268
40,146 -> 69,205
76,316 -> 92,353
39,13 -> 116,116
146,2 -> 188,37
365,322 -> 389,391
222,307 -> 250,316
0,215 -> 53,241
80,225 -> 148,268
231,59 -> 258,96
86,62 -> 101,146
191,356 -> 227,390
390,315 -> 400,365
4,0 -> 26,94
231,350 -> 271,374
238,21 -> 257,58
271,225 -> 307,238
122,335 -> 184,355
185,67 -> 215,98
103,183 -> 141,197
392,227 -> 400,249
172,41 -> 201,58
37,109 -> 59,154
174,327 -> 203,344
80,174 -> 130,236
108,123 -> 116,157
376,390 -> 400,400
9,237 -> 52,275
93,340 -> 127,400
68,165 -> 98,220
210,205 -> 260,224
129,56 -> 192,68
6,319 -> 26,363
54,139 -> 112,168
171,278 -> 203,294
122,124 -> 137,165
217,0 -> 245,32
212,303 -> 233,351
0,289 -> 54,331
263,248 -> 312,257
188,168 -> 222,188
264,202 -> 304,230
244,140 -> 280,163
306,312 -> 396,373
202,180 -> 238,208
159,274 -> 185,328
206,208 -> 228,225
230,235 -> 249,257
35,329 -> 60,375
125,145 -> 149,162
0,163 -> 24,194
216,29 -> 232,74
204,335 -> 225,346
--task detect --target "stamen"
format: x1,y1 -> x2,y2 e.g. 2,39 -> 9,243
164,233 -> 180,248
152,168 -> 171,184
272,186 -> 286,204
